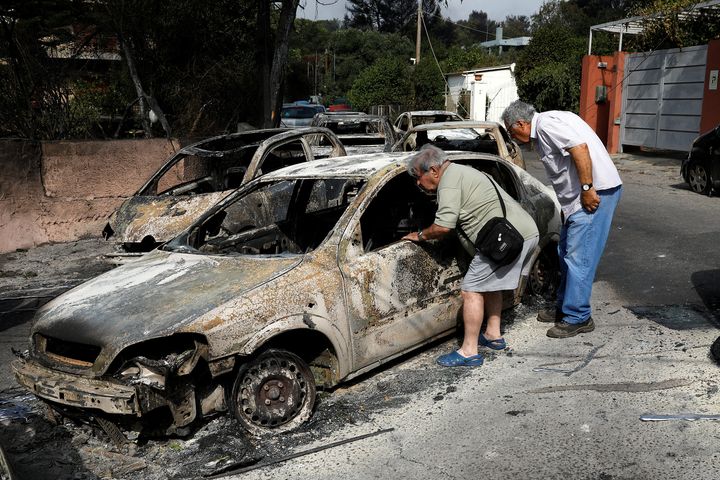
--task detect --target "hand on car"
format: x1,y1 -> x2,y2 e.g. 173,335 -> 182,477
403,232 -> 420,242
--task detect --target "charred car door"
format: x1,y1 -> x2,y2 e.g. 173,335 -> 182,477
339,171 -> 464,371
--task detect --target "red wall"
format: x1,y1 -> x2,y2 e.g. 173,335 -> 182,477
579,52 -> 626,153
579,55 -> 615,144
700,38 -> 720,133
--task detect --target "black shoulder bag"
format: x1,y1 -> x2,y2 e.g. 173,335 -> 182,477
462,174 -> 525,267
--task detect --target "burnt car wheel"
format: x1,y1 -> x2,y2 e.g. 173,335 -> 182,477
526,247 -> 559,299
711,336 -> 720,364
687,160 -> 711,195
231,349 -> 316,436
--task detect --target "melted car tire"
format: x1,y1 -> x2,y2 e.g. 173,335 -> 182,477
687,161 -> 711,195
231,349 -> 316,436
711,336 -> 720,364
526,248 -> 560,300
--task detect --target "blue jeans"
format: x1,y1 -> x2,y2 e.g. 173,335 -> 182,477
556,186 -> 622,324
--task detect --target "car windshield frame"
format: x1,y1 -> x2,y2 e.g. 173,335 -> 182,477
165,174 -> 367,256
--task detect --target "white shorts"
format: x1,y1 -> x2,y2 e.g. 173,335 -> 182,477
460,235 -> 539,293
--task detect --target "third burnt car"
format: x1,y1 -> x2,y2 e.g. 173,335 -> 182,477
390,120 -> 525,169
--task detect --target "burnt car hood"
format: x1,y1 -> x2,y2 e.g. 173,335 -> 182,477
31,250 -> 302,369
112,193 -> 229,244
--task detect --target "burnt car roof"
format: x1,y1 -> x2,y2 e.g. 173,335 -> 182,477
402,110 -> 462,117
258,150 -> 509,180
409,120 -> 504,131
178,128 -> 295,156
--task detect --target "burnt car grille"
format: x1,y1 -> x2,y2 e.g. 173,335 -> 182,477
38,335 -> 101,368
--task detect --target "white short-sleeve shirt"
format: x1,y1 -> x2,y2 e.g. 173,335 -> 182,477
531,110 -> 622,218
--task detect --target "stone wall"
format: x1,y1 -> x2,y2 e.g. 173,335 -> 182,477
0,138 -> 180,253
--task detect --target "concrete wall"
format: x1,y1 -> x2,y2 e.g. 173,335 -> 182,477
0,138 -> 179,253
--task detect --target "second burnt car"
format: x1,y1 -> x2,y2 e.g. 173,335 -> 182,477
390,120 -> 525,169
13,151 -> 561,438
103,127 -> 346,253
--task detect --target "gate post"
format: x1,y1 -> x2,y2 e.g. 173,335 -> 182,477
606,51 -> 626,154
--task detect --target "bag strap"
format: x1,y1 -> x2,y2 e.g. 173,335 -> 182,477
456,172 -> 506,244
482,172 -> 506,219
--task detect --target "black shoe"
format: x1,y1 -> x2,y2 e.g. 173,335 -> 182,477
537,308 -> 562,323
546,317 -> 595,338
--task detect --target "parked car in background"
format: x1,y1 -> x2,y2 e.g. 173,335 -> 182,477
394,110 -> 463,135
13,151 -> 560,438
681,123 -> 720,195
328,97 -> 352,112
390,120 -> 525,169
279,104 -> 320,128
102,127 -> 346,254
311,113 -> 397,153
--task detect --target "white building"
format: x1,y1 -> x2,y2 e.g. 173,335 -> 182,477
445,63 -> 519,123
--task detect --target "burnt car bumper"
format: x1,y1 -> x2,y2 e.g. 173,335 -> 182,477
12,358 -> 140,416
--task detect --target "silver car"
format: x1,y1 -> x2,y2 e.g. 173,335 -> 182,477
14,151 -> 560,437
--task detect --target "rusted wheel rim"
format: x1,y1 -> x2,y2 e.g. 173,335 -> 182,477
235,353 -> 311,429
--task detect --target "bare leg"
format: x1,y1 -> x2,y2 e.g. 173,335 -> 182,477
459,290 -> 484,357
482,291 -> 503,340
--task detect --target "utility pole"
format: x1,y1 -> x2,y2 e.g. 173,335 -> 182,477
415,0 -> 422,65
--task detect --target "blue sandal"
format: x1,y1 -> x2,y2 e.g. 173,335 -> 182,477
479,333 -> 506,350
436,350 -> 484,367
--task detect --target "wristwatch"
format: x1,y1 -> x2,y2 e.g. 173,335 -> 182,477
417,229 -> 425,241
581,183 -> 593,191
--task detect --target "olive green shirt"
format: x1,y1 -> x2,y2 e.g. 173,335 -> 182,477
434,163 -> 539,255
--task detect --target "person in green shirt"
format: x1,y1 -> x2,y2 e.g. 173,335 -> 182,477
403,145 -> 539,367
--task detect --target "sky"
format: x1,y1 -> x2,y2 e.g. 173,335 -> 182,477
297,0 -> 548,23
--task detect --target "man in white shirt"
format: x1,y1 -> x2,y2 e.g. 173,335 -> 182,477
501,100 -> 623,338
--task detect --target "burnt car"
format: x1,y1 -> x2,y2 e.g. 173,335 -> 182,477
103,127 -> 346,253
681,123 -> 720,195
394,110 -> 464,135
390,120 -> 525,169
13,151 -> 560,437
311,113 -> 397,154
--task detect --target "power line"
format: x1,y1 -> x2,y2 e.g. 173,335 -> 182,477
420,10 -> 470,117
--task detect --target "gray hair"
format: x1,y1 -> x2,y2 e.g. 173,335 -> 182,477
406,144 -> 447,178
501,100 -> 536,129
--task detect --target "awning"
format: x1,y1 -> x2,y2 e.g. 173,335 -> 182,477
588,0 -> 720,54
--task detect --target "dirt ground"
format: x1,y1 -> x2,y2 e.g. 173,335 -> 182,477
0,238 -> 548,479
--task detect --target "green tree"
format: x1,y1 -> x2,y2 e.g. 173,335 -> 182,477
455,10 -> 497,45
412,60 -> 445,109
442,46 -> 503,72
348,57 -> 413,110
629,0 -> 720,50
501,15 -> 530,38
0,0 -> 96,139
515,0 -> 622,112
345,0 -> 440,33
